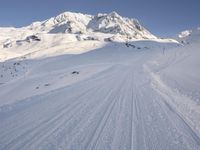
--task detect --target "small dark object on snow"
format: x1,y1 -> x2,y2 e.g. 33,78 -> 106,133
26,35 -> 41,42
71,71 -> 79,75
84,37 -> 98,41
44,83 -> 50,86
181,41 -> 185,44
104,38 -> 113,42
14,62 -> 20,65
35,86 -> 39,89
125,42 -> 136,48
3,43 -> 12,48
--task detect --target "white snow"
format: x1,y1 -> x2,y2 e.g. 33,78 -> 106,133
0,12 -> 200,150
178,30 -> 192,38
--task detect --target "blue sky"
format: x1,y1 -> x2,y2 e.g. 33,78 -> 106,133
0,0 -> 199,37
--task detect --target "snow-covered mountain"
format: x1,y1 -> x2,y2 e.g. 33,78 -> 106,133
177,27 -> 200,44
0,11 -> 178,61
25,11 -> 156,39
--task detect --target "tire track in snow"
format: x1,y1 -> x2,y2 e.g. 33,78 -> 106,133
85,82 -> 125,149
0,65 -> 116,131
108,69 -> 134,150
34,72 -> 120,150
1,86 -> 102,150
133,70 -> 200,150
0,67 -> 119,150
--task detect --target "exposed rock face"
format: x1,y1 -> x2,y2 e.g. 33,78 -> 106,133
3,39 -> 12,48
26,35 -> 41,42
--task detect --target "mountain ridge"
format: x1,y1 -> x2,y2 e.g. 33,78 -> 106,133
24,11 -> 157,39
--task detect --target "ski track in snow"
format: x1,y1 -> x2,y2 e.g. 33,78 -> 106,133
0,60 -> 200,150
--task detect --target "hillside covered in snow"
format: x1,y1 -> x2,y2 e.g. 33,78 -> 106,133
0,11 -> 200,150
0,12 -> 157,55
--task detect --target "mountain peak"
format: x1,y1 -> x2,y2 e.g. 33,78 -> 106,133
107,11 -> 121,18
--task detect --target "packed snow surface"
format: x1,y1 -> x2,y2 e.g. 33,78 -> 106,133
0,12 -> 200,150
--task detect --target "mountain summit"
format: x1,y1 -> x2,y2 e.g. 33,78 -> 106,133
26,11 -> 156,39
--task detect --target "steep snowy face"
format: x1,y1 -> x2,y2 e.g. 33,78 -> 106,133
26,11 -> 156,39
88,12 -> 156,39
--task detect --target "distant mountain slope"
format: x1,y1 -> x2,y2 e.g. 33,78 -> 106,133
177,28 -> 200,44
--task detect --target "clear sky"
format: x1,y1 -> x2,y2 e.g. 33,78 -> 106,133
0,0 -> 199,37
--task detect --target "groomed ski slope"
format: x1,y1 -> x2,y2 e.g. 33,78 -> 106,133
0,40 -> 200,150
